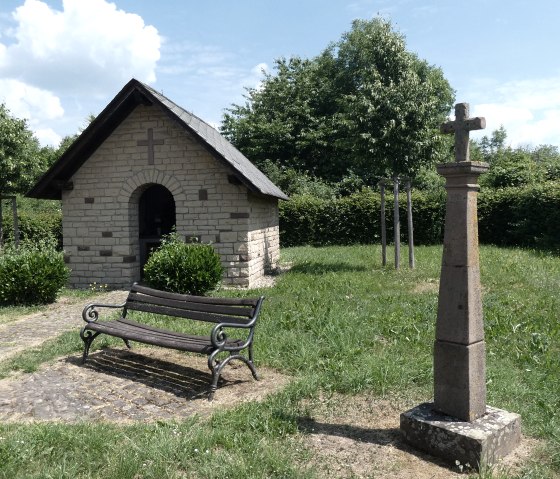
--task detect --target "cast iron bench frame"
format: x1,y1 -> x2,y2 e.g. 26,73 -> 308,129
80,283 -> 264,400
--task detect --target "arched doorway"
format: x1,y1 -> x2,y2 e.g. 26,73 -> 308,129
138,184 -> 176,273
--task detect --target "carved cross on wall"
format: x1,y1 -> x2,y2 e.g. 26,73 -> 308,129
137,128 -> 164,165
441,103 -> 486,162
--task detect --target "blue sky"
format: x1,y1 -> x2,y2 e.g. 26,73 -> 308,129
1,0 -> 559,149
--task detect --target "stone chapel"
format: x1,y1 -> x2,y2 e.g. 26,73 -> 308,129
28,79 -> 288,289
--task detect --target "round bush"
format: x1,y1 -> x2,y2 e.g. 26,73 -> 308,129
0,240 -> 70,305
143,235 -> 224,295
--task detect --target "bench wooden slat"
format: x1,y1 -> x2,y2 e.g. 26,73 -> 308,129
86,319 -> 243,354
127,291 -> 255,318
130,284 -> 259,307
125,302 -> 251,324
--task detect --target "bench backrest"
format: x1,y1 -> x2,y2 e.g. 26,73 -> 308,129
124,283 -> 263,325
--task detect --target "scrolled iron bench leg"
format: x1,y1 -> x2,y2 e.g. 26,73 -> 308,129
208,373 -> 219,401
248,344 -> 259,380
80,328 -> 101,364
208,350 -> 221,401
230,354 -> 259,381
207,350 -> 259,400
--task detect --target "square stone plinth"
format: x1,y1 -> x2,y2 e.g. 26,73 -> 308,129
400,402 -> 521,470
434,340 -> 486,421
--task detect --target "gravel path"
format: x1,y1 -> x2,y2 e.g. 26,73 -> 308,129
0,290 -> 128,362
0,288 -> 289,423
0,348 -> 289,423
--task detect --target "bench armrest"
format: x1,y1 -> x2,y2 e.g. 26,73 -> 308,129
210,320 -> 254,349
210,295 -> 264,351
82,302 -> 127,324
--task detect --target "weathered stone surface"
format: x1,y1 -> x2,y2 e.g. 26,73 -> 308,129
435,162 -> 488,346
400,402 -> 521,470
433,340 -> 486,421
433,160 -> 489,422
0,289 -> 289,423
0,348 -> 290,423
440,103 -> 486,163
0,290 -> 128,362
401,103 -> 520,471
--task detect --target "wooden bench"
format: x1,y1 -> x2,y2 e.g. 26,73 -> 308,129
80,283 -> 264,399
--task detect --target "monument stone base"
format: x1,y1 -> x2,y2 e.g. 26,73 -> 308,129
400,402 -> 521,470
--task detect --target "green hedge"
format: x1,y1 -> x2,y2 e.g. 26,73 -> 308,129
478,182 -> 560,248
2,210 -> 63,249
280,189 -> 445,247
279,183 -> 560,249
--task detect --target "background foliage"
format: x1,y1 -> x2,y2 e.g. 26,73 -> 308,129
0,104 -> 49,197
1,198 -> 62,249
222,18 -> 454,184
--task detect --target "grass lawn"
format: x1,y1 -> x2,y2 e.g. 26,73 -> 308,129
0,244 -> 558,478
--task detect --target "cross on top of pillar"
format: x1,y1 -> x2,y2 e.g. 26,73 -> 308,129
137,128 -> 164,165
441,103 -> 486,162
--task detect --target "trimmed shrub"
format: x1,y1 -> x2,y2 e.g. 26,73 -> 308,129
279,188 -> 445,247
479,182 -> 560,248
279,182 -> 560,249
143,233 -> 224,295
0,240 -> 70,305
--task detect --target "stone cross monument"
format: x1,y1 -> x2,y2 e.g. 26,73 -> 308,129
435,102 -> 487,421
400,103 -> 521,470
440,103 -> 484,163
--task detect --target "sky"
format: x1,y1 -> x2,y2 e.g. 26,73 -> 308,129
1,0 -> 559,149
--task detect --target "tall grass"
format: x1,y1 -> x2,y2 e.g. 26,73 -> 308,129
0,245 -> 558,478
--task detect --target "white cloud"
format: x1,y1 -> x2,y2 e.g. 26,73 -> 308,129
0,78 -> 63,122
0,0 -> 161,94
159,40 -> 235,76
157,39 -> 270,125
0,0 -> 161,145
469,76 -> 560,147
245,62 -> 269,91
34,128 -> 62,147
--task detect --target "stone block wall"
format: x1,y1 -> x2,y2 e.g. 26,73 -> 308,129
247,194 -> 280,284
62,103 -> 279,289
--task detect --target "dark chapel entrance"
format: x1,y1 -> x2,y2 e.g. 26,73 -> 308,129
138,184 -> 176,273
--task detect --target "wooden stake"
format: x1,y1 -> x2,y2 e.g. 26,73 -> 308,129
379,181 -> 387,266
393,177 -> 400,269
0,199 -> 3,248
11,197 -> 19,248
406,180 -> 415,269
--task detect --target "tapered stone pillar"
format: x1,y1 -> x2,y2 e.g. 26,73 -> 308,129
400,103 -> 521,470
434,161 -> 488,421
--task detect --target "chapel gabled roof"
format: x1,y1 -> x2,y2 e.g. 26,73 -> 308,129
27,78 -> 289,201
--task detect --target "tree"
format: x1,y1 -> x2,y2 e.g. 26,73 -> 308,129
481,148 -> 542,188
0,104 -> 47,196
222,18 -> 455,184
472,125 -> 508,162
530,144 -> 560,181
471,127 -> 560,188
42,113 -> 96,167
0,103 -> 53,245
